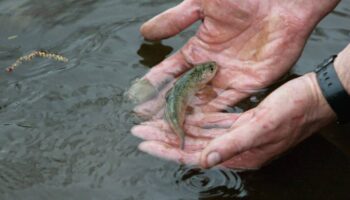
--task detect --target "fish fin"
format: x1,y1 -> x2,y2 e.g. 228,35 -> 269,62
196,85 -> 217,101
186,106 -> 194,115
165,89 -> 170,100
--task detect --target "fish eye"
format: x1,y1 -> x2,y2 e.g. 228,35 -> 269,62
210,65 -> 214,71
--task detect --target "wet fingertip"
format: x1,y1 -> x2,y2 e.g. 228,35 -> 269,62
138,141 -> 158,154
206,152 -> 222,167
132,106 -> 152,119
139,23 -> 147,35
138,142 -> 149,152
128,78 -> 158,103
131,126 -> 146,138
140,19 -> 162,41
130,125 -> 140,133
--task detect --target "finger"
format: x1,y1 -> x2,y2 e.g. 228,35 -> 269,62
129,52 -> 190,104
131,124 -> 210,151
154,107 -> 165,120
185,125 -> 228,139
186,112 -> 240,128
199,118 -> 263,168
219,149 -> 270,170
140,0 -> 201,41
138,141 -> 201,165
220,140 -> 289,170
132,79 -> 176,118
200,89 -> 250,112
136,119 -> 229,139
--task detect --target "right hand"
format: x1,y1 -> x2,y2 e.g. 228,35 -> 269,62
129,0 -> 339,117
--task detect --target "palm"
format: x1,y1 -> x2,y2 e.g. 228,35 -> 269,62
129,0 -> 335,168
179,0 -> 309,111
132,74 -> 335,169
132,0 -> 312,115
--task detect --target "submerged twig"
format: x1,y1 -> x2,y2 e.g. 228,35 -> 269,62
6,50 -> 68,72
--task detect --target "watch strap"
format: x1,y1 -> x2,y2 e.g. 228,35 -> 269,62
315,55 -> 350,124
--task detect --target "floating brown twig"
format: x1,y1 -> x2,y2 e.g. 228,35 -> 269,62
6,50 -> 68,72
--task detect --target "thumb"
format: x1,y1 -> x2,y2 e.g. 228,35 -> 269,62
200,124 -> 260,168
140,0 -> 201,41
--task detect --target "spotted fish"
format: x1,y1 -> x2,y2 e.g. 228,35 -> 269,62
165,61 -> 218,149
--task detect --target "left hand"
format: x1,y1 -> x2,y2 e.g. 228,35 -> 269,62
132,73 -> 336,169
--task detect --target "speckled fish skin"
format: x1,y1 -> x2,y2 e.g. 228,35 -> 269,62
165,61 -> 218,149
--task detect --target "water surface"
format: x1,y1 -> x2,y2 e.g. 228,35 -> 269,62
0,0 -> 350,199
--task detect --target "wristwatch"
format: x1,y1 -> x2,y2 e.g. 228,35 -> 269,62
315,55 -> 350,124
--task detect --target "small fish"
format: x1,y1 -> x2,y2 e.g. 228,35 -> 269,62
165,61 -> 218,149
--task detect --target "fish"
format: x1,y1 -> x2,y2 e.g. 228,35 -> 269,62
165,61 -> 218,149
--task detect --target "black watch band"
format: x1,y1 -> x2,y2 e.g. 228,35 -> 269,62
315,55 -> 350,124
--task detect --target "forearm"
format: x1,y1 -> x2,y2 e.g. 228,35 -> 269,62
305,44 -> 350,125
335,44 -> 350,95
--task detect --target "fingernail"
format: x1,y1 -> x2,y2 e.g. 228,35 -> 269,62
207,152 -> 221,167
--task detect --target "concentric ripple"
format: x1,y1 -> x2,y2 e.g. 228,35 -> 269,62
174,166 -> 247,199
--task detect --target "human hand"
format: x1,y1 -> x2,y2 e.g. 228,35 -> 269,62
334,44 -> 350,95
129,0 -> 341,169
131,72 -> 336,169
129,0 -> 339,116
131,43 -> 350,169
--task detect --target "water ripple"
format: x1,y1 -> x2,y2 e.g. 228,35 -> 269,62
174,166 -> 247,199
0,161 -> 44,193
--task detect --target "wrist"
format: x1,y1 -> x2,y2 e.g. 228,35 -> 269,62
312,45 -> 350,124
334,45 -> 350,95
304,73 -> 336,125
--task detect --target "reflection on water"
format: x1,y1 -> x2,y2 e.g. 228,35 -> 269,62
0,0 -> 349,199
137,41 -> 173,68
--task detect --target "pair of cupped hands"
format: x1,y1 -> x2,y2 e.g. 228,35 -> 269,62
129,0 -> 340,169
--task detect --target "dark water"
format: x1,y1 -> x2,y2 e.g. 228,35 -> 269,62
0,0 -> 349,199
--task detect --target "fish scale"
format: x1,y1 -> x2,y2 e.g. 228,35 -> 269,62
165,61 -> 218,149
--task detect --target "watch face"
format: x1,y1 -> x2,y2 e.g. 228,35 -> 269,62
314,55 -> 337,72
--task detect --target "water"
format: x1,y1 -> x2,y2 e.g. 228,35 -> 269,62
0,0 -> 349,199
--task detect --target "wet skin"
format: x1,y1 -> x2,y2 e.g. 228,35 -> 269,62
131,0 -> 342,169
